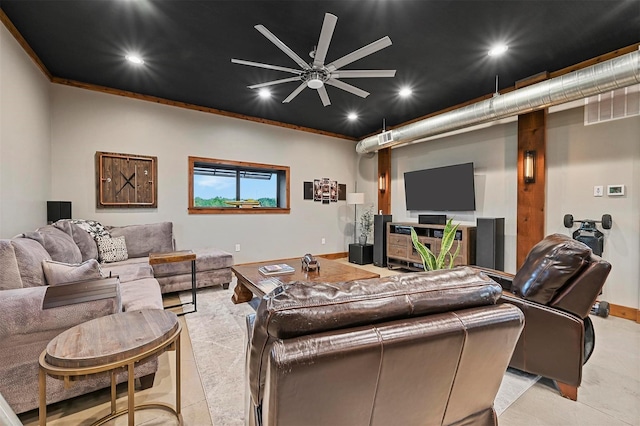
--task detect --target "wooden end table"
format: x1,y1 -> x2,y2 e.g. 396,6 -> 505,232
149,250 -> 197,315
231,257 -> 380,303
38,310 -> 181,426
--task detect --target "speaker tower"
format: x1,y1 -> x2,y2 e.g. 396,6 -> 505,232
476,218 -> 505,271
373,214 -> 392,267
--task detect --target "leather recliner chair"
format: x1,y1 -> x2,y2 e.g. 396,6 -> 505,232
477,233 -> 612,401
245,267 -> 524,426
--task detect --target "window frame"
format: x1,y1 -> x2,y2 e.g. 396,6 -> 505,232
188,156 -> 290,214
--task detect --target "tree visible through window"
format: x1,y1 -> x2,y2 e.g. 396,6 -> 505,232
188,157 -> 290,214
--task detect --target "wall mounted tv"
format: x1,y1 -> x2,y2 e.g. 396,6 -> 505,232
404,162 -> 476,211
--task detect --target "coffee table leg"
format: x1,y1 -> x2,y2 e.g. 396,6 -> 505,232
39,367 -> 46,426
231,279 -> 254,304
128,362 -> 135,425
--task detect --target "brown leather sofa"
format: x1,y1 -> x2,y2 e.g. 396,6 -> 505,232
478,234 -> 612,401
245,267 -> 524,426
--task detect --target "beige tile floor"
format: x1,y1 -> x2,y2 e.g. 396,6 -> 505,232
19,259 -> 640,425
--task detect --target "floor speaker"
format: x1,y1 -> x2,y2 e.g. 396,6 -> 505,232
47,201 -> 72,223
476,218 -> 504,271
373,215 -> 392,267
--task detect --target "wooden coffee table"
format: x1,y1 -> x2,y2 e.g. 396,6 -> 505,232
231,257 -> 380,303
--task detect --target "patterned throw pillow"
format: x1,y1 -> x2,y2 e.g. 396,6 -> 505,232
42,259 -> 103,285
96,236 -> 128,263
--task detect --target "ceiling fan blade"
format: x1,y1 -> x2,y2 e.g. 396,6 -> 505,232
283,82 -> 308,103
326,36 -> 392,72
231,59 -> 302,75
325,79 -> 370,98
255,24 -> 310,70
313,13 -> 338,68
248,76 -> 302,89
330,70 -> 396,78
317,85 -> 331,106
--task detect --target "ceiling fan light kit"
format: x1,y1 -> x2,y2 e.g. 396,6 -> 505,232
232,13 -> 396,107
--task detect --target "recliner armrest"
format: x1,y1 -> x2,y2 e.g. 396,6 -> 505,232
472,266 -> 515,291
498,293 -> 585,386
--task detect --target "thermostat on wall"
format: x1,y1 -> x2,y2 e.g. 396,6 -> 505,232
607,184 -> 625,196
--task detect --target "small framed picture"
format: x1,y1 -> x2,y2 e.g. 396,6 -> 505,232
607,184 -> 625,196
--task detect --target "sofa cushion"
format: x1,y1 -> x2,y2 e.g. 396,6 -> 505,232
31,225 -> 82,264
108,222 -> 174,258
151,247 -> 233,277
96,236 -> 128,263
10,238 -> 51,288
119,278 -> 164,311
512,234 -> 592,304
54,220 -> 99,262
42,259 -> 103,286
100,261 -> 154,283
249,267 -> 502,404
0,240 -> 22,290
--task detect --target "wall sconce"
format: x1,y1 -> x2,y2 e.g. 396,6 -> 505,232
378,173 -> 387,192
524,150 -> 536,183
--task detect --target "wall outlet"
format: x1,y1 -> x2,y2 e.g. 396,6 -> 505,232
594,185 -> 604,197
321,238 -> 326,245
235,244 -> 241,252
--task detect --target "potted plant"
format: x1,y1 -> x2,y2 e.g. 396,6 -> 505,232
411,218 -> 461,270
358,205 -> 374,245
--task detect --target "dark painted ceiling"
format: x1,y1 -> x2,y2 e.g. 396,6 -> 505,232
2,1 -> 638,139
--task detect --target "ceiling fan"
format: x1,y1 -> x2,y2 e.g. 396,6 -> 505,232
231,13 -> 396,106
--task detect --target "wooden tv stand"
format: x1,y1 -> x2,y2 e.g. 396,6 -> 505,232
386,222 -> 476,271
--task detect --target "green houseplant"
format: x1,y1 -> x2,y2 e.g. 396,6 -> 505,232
358,205 -> 374,245
411,218 -> 461,270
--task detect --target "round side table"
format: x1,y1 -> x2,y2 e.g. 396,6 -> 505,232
38,309 -> 182,425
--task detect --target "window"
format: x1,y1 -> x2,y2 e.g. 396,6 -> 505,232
188,156 -> 290,214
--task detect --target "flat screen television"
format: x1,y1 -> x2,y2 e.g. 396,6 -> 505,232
404,162 -> 476,211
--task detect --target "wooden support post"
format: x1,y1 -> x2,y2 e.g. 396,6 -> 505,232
377,147 -> 391,215
517,110 -> 546,268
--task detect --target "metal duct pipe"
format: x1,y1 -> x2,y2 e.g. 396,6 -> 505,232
356,49 -> 640,154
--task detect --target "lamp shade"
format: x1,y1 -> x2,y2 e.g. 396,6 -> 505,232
346,192 -> 365,205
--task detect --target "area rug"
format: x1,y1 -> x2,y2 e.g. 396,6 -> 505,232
181,286 -> 539,425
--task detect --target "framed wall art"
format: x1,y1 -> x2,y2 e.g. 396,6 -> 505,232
96,151 -> 157,208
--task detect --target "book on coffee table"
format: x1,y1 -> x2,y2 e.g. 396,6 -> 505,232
258,263 -> 295,276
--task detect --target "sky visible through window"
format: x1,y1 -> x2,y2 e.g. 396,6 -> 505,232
194,174 -> 276,200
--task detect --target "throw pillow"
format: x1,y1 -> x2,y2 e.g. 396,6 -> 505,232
96,236 -> 128,263
42,259 -> 104,286
31,225 -> 83,264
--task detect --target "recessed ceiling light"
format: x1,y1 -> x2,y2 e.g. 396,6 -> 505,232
488,44 -> 508,57
347,112 -> 358,121
399,87 -> 412,98
125,54 -> 144,65
258,88 -> 271,99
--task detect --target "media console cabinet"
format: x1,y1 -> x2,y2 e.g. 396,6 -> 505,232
386,222 -> 476,271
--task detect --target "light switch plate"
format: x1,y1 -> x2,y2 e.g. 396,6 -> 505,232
594,186 -> 604,197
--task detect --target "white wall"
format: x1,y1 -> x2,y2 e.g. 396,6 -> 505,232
0,24 -> 51,238
50,85 -> 369,262
387,107 -> 640,309
546,107 -> 640,310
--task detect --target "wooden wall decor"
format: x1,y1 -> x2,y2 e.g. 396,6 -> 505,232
96,151 -> 157,208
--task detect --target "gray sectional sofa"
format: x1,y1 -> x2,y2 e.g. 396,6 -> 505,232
0,220 -> 233,414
